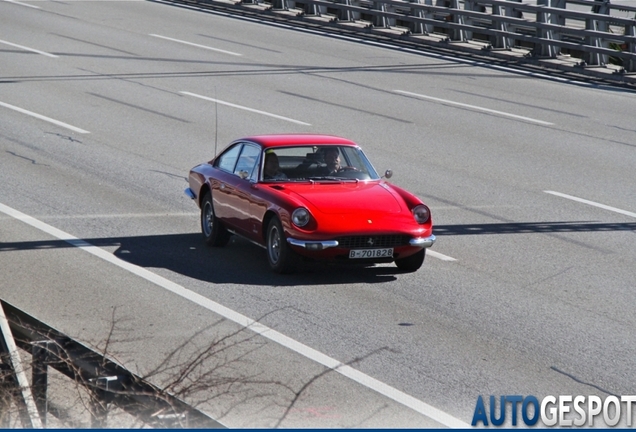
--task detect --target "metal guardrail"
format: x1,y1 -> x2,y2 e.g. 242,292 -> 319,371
0,299 -> 224,429
280,0 -> 636,68
163,0 -> 636,85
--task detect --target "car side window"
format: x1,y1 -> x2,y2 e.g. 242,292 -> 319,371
234,143 -> 260,180
216,144 -> 242,173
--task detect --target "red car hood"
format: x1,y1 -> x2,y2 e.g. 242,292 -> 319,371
286,182 -> 403,215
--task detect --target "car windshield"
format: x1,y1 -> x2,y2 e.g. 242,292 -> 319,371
260,145 -> 380,182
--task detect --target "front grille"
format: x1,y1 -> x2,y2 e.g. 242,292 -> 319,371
336,235 -> 411,249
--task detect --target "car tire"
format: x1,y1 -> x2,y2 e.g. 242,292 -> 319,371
395,249 -> 425,272
266,218 -> 298,274
200,192 -> 230,247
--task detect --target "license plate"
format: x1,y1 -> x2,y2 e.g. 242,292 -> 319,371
349,248 -> 394,259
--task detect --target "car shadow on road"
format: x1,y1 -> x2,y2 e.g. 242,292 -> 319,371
4,220 -> 633,286
0,232 -> 401,286
107,232 -> 403,285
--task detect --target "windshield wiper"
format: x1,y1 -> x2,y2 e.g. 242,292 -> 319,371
307,176 -> 341,181
306,176 -> 359,182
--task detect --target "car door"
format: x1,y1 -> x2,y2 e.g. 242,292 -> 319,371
211,143 -> 241,229
212,142 -> 261,237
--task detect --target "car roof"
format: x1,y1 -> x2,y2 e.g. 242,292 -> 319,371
238,134 -> 358,149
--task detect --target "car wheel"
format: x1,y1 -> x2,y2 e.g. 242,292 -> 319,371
266,218 -> 298,274
200,192 -> 230,247
395,249 -> 425,272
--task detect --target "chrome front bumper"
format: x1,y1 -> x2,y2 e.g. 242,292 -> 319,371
410,235 -> 436,248
287,234 -> 436,250
287,238 -> 339,251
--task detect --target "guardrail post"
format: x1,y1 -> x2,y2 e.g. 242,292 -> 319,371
31,341 -> 53,426
408,0 -> 434,35
584,18 -> 605,65
408,0 -> 423,34
462,0 -> 481,41
446,0 -> 465,41
303,0 -> 320,16
625,24 -> 636,72
535,0 -> 560,57
591,0 -> 608,14
88,376 -> 121,428
490,3 -> 510,49
584,0 -> 610,66
336,0 -> 353,22
270,0 -> 289,10
372,1 -> 389,28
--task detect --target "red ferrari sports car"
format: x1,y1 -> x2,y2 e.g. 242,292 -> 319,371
185,134 -> 435,273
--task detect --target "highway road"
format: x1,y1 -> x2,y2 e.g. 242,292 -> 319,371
1,0 -> 635,427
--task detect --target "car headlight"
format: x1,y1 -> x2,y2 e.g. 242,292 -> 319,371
292,208 -> 311,227
412,205 -> 430,224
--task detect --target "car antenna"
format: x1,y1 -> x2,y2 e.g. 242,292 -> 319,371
214,86 -> 218,156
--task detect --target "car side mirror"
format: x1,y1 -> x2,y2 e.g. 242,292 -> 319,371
383,169 -> 393,179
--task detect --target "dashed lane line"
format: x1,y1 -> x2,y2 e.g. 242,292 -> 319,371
0,38 -> 56,57
149,34 -> 242,56
545,191 -> 636,219
395,90 -> 554,126
0,101 -> 89,133
180,91 -> 312,126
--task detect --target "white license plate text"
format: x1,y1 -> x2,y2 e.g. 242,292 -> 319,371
349,248 -> 394,259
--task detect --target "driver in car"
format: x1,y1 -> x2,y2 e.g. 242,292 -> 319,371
323,147 -> 341,174
321,147 -> 359,176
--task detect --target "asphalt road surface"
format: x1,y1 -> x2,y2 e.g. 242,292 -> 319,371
1,0 -> 635,427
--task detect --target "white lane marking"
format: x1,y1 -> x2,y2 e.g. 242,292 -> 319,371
4,0 -> 40,9
0,38 -> 57,57
394,90 -> 554,126
149,34 -> 242,56
181,91 -> 312,126
0,212 -> 198,221
0,201 -> 469,428
545,191 -> 636,218
0,305 -> 43,429
428,250 -> 457,261
0,101 -> 90,134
